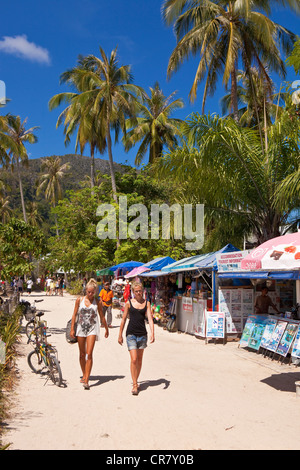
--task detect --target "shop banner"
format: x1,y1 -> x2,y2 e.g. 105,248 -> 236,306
192,299 -> 206,337
182,296 -> 193,312
206,312 -> 225,339
276,323 -> 299,357
216,250 -> 251,272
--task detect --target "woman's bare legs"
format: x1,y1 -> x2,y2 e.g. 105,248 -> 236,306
129,349 -> 144,393
77,335 -> 96,387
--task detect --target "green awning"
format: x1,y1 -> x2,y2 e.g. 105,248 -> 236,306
96,268 -> 114,276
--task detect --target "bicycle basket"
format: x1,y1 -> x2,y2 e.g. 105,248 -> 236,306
25,311 -> 35,321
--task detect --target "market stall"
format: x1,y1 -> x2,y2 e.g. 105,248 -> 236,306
124,256 -> 176,280
140,244 -> 240,337
217,232 -> 300,357
109,260 -> 143,277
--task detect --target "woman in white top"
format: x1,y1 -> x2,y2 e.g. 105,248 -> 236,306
70,278 -> 109,389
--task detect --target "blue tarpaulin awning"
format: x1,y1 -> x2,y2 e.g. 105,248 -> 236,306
159,243 -> 240,273
218,271 -> 300,280
109,261 -> 143,271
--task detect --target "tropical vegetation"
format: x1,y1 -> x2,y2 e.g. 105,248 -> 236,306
123,81 -> 184,165
162,0 -> 299,120
0,4 -> 300,443
0,1 -> 298,278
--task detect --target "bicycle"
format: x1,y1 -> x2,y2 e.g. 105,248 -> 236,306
19,298 -> 43,320
26,311 -> 46,340
27,324 -> 63,387
19,298 -> 45,338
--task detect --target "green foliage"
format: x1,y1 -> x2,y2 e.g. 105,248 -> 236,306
0,218 -> 47,279
162,0 -> 297,118
43,166 -> 194,274
287,39 -> 300,74
0,305 -> 22,446
67,279 -> 85,295
46,186 -> 116,274
123,82 -> 184,165
157,111 -> 300,248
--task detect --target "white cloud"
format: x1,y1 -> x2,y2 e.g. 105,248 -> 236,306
0,34 -> 51,65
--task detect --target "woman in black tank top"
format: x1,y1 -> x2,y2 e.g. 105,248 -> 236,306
118,281 -> 155,395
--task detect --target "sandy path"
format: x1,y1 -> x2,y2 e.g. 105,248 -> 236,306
3,291 -> 300,450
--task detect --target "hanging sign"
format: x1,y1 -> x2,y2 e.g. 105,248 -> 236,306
216,250 -> 251,272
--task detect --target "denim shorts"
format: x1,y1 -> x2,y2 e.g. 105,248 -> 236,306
126,334 -> 147,351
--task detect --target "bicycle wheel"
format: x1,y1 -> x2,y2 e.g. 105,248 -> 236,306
27,349 -> 47,374
48,355 -> 63,387
25,320 -> 35,339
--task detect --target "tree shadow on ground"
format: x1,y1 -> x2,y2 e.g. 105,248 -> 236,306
261,371 -> 300,392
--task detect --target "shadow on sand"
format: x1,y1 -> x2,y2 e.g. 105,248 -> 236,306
88,374 -> 125,388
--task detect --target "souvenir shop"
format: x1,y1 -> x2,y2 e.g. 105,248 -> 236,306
217,232 -> 300,361
139,268 -> 212,331
140,244 -> 240,337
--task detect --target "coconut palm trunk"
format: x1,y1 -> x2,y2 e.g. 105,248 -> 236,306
231,67 -> 239,122
16,156 -> 27,223
106,117 -> 117,202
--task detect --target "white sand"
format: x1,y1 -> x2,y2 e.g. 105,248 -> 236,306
3,291 -> 300,450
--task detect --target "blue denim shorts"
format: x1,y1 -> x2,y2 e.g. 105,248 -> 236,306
126,334 -> 147,351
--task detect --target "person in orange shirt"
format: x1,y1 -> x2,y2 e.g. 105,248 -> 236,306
99,282 -> 114,327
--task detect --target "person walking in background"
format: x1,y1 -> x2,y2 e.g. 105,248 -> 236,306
59,277 -> 64,296
99,281 -> 114,327
17,277 -> 23,294
46,277 -> 51,295
70,278 -> 109,390
118,281 -> 155,395
50,278 -> 55,296
26,278 -> 33,295
123,279 -> 131,303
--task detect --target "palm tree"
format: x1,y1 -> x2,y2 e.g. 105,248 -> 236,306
158,111 -> 300,247
36,156 -> 70,236
0,195 -> 12,223
0,115 -> 18,166
123,82 -> 184,166
162,0 -> 298,121
49,60 -> 106,189
5,114 -> 39,222
49,47 -> 143,202
220,66 -> 278,132
26,201 -> 44,227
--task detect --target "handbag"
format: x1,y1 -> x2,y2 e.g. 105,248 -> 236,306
66,318 -> 78,343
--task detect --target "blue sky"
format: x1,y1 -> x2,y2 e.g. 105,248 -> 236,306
0,0 -> 299,168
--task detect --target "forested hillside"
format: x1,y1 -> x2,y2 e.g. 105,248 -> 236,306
2,154 -> 127,203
